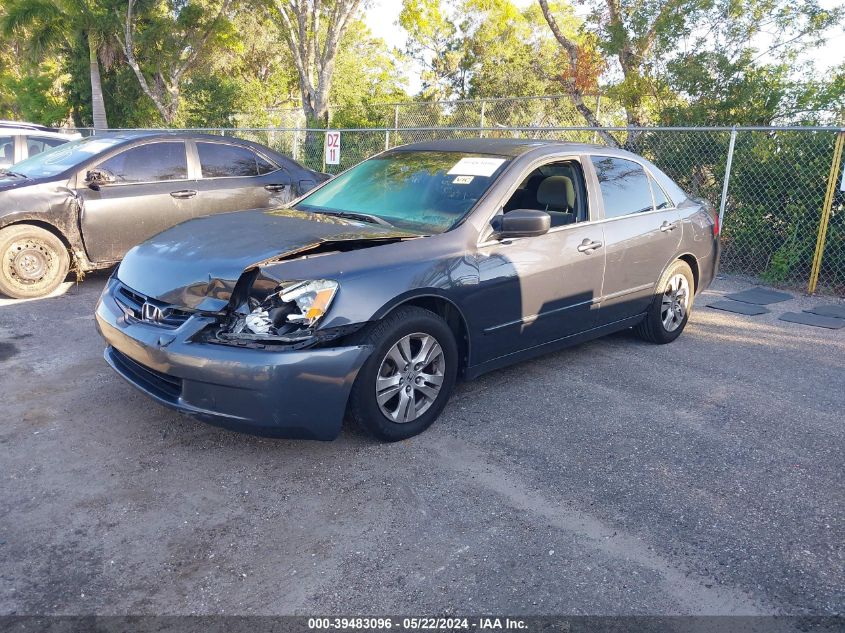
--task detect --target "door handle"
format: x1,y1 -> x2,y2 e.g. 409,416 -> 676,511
264,184 -> 289,192
660,220 -> 678,232
170,189 -> 197,199
577,238 -> 603,253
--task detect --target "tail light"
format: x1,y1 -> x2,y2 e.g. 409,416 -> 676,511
713,209 -> 720,236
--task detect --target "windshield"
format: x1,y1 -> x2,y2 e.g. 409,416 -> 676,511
296,150 -> 510,233
9,135 -> 129,179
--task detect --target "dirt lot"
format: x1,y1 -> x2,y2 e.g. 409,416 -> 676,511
0,273 -> 843,616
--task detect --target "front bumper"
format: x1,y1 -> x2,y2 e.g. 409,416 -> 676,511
95,279 -> 371,440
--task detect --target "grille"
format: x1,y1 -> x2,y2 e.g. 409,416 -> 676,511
109,348 -> 182,401
115,282 -> 193,328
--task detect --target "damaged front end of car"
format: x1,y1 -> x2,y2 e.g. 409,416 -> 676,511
197,268 -> 363,350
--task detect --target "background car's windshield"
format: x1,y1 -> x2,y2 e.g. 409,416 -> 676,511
9,135 -> 127,179
297,150 -> 510,233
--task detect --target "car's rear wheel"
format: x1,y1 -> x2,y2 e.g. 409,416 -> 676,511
347,306 -> 458,441
0,224 -> 70,299
635,259 -> 694,344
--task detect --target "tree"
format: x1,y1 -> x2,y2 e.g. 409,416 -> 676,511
1,0 -> 115,128
538,0 -> 844,143
328,19 -> 409,127
399,0 -> 465,100
270,0 -> 364,125
117,0 -> 237,125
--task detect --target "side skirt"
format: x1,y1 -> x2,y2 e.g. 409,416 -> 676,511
463,314 -> 646,381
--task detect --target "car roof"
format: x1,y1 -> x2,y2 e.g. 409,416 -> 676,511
77,131 -> 311,173
0,126 -> 80,139
390,138 -> 609,157
0,120 -> 59,132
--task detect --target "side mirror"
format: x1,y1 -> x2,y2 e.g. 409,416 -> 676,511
85,168 -> 115,190
494,209 -> 551,239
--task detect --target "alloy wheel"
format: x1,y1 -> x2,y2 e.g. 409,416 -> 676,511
661,273 -> 690,332
375,332 -> 445,424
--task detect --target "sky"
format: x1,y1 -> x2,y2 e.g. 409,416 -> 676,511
362,0 -> 845,98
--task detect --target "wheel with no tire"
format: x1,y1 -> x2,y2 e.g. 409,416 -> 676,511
0,224 -> 70,299
347,306 -> 458,441
635,259 -> 694,344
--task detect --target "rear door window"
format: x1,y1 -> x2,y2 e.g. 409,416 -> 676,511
197,142 -> 274,178
591,156 -> 655,219
650,176 -> 673,210
97,142 -> 188,183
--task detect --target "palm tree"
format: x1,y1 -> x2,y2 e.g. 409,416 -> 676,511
2,0 -> 114,129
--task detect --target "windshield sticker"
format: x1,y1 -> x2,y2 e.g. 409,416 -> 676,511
447,157 -> 506,177
452,175 -> 474,184
77,139 -> 120,154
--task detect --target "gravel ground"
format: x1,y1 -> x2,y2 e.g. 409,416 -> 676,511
0,273 -> 843,616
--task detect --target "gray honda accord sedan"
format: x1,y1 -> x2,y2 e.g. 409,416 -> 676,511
95,139 -> 719,441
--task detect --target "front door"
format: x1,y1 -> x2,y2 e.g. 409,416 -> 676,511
78,140 -> 194,262
467,158 -> 606,364
188,140 -> 295,217
588,155 -> 683,325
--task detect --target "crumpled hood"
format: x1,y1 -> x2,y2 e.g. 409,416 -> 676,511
116,208 -> 420,311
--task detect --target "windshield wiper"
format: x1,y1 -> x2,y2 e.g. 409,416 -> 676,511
311,209 -> 395,228
0,170 -> 27,179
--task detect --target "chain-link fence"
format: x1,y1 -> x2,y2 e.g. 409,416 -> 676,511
72,124 -> 845,295
237,95 -> 622,129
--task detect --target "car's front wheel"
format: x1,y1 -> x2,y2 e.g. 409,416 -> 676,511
347,306 -> 458,441
635,259 -> 695,344
0,224 -> 70,299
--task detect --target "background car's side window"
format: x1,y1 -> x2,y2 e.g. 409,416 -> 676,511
196,142 -> 277,178
26,136 -> 67,159
591,156 -> 655,219
503,159 -> 587,228
0,135 -> 15,167
98,142 -> 188,183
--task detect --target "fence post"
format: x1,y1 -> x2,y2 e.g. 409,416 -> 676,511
593,94 -> 602,143
385,130 -> 390,151
808,130 -> 845,294
718,126 -> 737,230
479,100 -> 486,138
393,105 -> 399,134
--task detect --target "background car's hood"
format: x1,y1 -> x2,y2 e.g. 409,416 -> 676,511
116,208 -> 421,311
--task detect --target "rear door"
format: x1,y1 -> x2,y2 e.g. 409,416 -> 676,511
588,155 -> 683,325
188,140 -> 294,216
77,140 -> 193,262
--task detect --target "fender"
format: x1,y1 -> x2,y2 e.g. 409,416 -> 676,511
0,191 -> 104,271
369,288 -> 474,371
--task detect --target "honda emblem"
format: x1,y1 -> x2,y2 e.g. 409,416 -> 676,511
141,302 -> 164,323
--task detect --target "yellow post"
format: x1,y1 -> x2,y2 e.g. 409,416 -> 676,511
808,131 -> 845,294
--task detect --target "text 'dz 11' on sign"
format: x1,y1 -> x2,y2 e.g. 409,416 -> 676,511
324,130 -> 341,165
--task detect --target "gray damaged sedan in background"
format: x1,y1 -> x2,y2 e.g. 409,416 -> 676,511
95,139 -> 720,441
0,131 -> 325,298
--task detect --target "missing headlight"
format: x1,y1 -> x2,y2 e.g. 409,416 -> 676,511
213,279 -> 339,345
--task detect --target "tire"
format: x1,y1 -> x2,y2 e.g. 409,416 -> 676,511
635,259 -> 695,344
0,224 -> 70,299
347,306 -> 458,441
